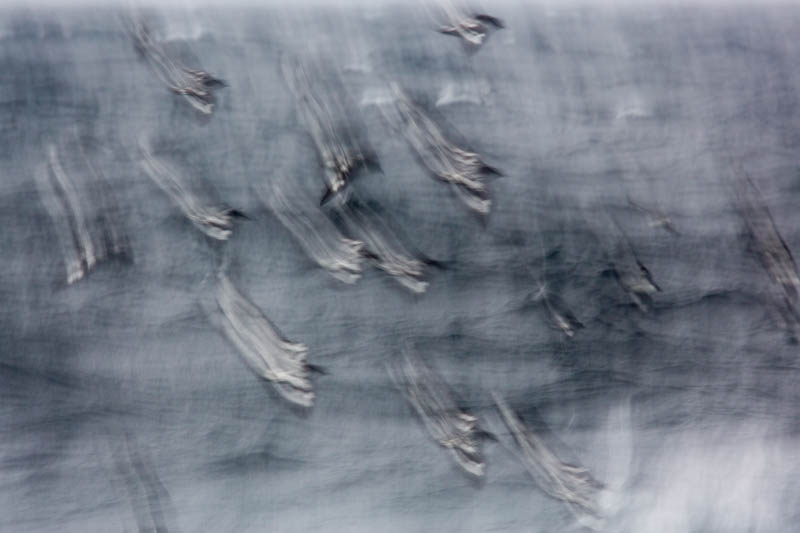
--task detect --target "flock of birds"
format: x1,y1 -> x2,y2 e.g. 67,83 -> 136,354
30,2 -> 800,530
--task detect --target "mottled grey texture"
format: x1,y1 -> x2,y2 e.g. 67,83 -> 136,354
2,2 -> 800,532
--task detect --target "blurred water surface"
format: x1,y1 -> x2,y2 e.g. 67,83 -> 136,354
2,2 -> 800,532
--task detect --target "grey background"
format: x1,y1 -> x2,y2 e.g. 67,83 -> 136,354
2,2 -> 800,531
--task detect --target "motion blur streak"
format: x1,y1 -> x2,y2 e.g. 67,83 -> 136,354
139,135 -> 243,241
4,1 -> 800,532
214,273 -> 314,408
494,393 -> 608,531
125,11 -> 226,114
379,83 -> 496,215
34,136 -> 130,285
280,54 -> 378,205
390,349 -> 486,477
262,177 -> 366,284
335,200 -> 429,293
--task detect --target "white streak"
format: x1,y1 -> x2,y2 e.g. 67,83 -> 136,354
127,14 -> 220,114
34,162 -> 86,284
216,274 -> 314,408
381,84 -> 492,214
338,204 -> 428,293
34,142 -> 125,284
47,144 -> 97,271
261,179 -> 365,284
435,79 -> 492,108
494,393 -> 607,531
281,55 -> 366,195
391,351 -> 485,477
138,137 -> 237,241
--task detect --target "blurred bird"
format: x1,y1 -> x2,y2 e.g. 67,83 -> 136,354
437,1 -> 504,48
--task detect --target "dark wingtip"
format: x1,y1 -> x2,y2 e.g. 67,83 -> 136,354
226,209 -> 250,220
481,164 -> 503,177
307,363 -> 328,375
360,248 -> 381,261
320,187 -> 336,206
545,247 -> 561,261
421,257 -> 449,271
475,429 -> 498,442
652,282 -> 662,292
474,14 -> 505,28
365,158 -> 383,175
